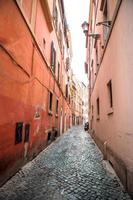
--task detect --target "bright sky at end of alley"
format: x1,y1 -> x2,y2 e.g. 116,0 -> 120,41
64,0 -> 89,85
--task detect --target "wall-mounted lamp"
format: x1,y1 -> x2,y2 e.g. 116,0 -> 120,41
81,21 -> 89,36
82,21 -> 100,39
96,21 -> 111,27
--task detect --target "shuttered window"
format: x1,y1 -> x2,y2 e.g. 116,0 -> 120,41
51,42 -> 56,73
49,91 -> 53,111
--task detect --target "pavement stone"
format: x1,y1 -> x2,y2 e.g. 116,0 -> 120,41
0,126 -> 131,200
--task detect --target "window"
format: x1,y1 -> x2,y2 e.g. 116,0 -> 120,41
96,98 -> 100,116
93,0 -> 98,16
107,80 -> 113,108
91,62 -> 94,86
43,38 -> 46,49
49,91 -> 53,112
84,62 -> 88,74
57,62 -> 60,83
91,59 -> 94,68
96,44 -> 99,69
53,2 -> 58,31
48,132 -> 51,141
58,23 -> 62,48
103,0 -> 110,43
54,6 -> 58,31
15,122 -> 23,144
24,124 -> 30,142
56,99 -> 59,114
66,84 -> 68,98
51,42 -> 56,73
100,0 -> 106,11
69,95 -> 71,104
66,57 -> 70,71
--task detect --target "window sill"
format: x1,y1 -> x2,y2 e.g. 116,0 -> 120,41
107,107 -> 113,115
48,110 -> 53,116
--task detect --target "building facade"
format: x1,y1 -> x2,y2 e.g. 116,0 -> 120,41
70,72 -> 77,125
70,72 -> 87,126
0,0 -> 72,186
86,0 -> 133,196
81,82 -> 89,125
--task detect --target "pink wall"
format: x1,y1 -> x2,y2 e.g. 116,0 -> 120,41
88,0 -> 133,196
91,0 -> 133,169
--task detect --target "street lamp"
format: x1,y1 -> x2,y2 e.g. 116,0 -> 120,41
82,21 -> 100,39
81,21 -> 89,36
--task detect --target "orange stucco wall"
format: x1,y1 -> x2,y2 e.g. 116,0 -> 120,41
0,0 -> 72,185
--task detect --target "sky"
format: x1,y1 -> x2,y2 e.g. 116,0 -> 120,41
64,0 -> 89,85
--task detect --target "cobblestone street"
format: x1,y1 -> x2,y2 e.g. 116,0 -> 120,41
0,126 -> 131,200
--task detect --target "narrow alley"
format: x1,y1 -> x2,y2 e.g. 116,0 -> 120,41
0,126 -> 131,200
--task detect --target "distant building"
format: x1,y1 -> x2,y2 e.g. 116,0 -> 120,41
81,82 -> 89,124
85,0 -> 133,197
70,72 -> 87,126
0,0 -> 72,186
70,72 -> 77,125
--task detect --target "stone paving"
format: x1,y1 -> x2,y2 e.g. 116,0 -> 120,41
0,126 -> 131,200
